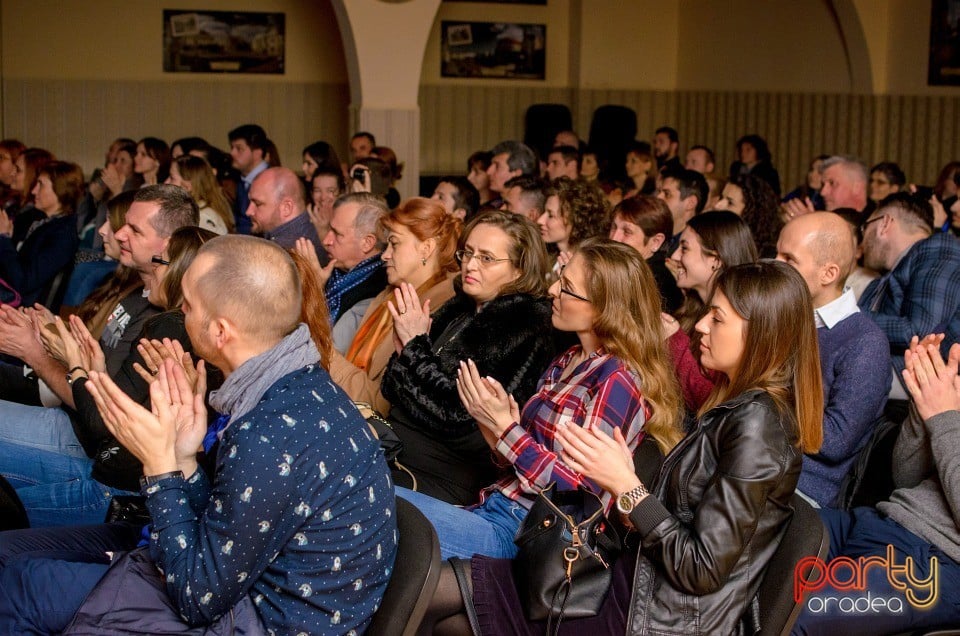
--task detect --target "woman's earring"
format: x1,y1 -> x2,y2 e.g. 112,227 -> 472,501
421,258 -> 427,266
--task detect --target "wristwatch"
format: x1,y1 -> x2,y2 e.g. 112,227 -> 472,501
65,366 -> 87,386
139,470 -> 183,490
616,483 -> 649,514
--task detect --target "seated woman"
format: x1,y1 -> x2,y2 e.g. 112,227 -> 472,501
0,160 -> 82,306
608,196 -> 684,313
620,141 -> 658,201
133,137 -> 170,187
396,238 -> 684,560
668,210 -> 758,411
62,190 -> 140,313
537,177 -> 609,278
380,210 -> 557,506
307,166 -> 345,240
729,133 -> 781,195
0,226 -> 217,527
714,173 -> 782,257
426,260 -> 823,635
166,155 -> 234,234
329,197 -> 460,412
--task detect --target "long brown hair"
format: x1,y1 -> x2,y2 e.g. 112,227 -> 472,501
699,261 -> 823,454
174,155 -> 234,232
576,238 -> 684,454
290,249 -> 333,370
160,226 -> 219,309
675,210 -> 758,333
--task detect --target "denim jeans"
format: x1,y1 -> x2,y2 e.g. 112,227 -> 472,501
0,399 -> 87,458
396,487 -> 527,560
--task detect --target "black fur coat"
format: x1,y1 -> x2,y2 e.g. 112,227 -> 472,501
381,290 -> 557,504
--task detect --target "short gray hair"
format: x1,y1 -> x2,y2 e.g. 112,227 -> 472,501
334,192 -> 389,250
491,141 -> 538,176
820,155 -> 868,185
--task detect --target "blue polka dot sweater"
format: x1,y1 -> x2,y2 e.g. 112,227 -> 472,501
143,363 -> 397,635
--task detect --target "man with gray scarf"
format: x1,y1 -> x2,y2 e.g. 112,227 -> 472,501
0,236 -> 397,635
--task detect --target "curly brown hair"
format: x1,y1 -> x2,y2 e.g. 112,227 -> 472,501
546,177 -> 610,249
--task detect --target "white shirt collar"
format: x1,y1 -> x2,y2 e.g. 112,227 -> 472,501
242,161 -> 269,187
814,288 -> 859,329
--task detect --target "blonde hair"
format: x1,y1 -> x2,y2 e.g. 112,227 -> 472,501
174,155 -> 235,232
576,238 -> 684,454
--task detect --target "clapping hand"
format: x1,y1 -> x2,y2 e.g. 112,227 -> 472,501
293,237 -> 336,287
902,335 -> 960,421
555,425 -> 640,496
456,359 -> 518,448
133,337 -> 199,391
782,197 -> 816,222
387,282 -> 431,348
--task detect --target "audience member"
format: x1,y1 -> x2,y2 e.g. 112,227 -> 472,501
500,174 -> 546,222
553,130 -> 580,149
729,133 -> 781,195
653,125 -> 681,171
609,196 -> 684,312
869,160 -> 906,204
380,210 -> 556,505
858,192 -> 960,399
486,141 -> 538,204
714,173 -> 782,257
228,124 -> 270,234
794,337 -> 960,634
301,140 -> 342,183
668,211 -> 758,410
820,155 -> 870,212
431,175 -> 479,221
776,212 -> 890,507
307,165 -> 345,238
350,131 -> 376,163
0,140 -> 26,212
580,146 -> 601,182
545,144 -> 580,180
169,136 -> 211,160
0,235 -> 397,635
782,154 -> 829,211
319,193 -> 389,351
619,140 -> 658,201
166,155 -> 234,234
397,238 -> 683,559
833,207 -> 880,300
349,156 -> 393,202
657,165 -> 709,253
0,160 -> 82,305
246,167 -> 326,268
538,177 -> 609,275
466,150 -> 494,207
684,144 -> 715,175
133,137 -> 170,187
427,261 -> 822,636
372,145 -> 403,208
331,198 -> 460,412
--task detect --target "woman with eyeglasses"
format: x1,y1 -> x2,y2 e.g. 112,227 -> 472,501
394,237 -> 684,562
379,210 -> 558,507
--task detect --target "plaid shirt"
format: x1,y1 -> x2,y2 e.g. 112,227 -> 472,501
480,346 -> 650,513
859,232 -> 960,374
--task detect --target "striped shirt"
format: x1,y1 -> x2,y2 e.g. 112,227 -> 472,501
480,346 -> 650,512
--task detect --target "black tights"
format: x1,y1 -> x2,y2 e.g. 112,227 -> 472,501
417,561 -> 474,635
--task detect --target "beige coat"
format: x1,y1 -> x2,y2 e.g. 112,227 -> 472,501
329,273 -> 457,415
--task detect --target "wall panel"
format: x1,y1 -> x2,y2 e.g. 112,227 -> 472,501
2,79 -> 350,174
421,87 -> 960,190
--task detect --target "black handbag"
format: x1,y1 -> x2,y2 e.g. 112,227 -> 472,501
354,402 -> 403,463
512,483 -> 621,634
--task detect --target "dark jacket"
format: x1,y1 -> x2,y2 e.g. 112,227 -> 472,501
381,290 -> 556,505
0,213 -> 78,305
625,390 -> 800,635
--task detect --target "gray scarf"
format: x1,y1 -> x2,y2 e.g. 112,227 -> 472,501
208,323 -> 320,424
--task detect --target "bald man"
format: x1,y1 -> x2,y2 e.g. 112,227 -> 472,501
0,236 -> 396,634
776,212 -> 890,507
247,167 -> 328,264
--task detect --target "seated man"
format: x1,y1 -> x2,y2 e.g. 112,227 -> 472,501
321,193 -> 389,353
858,192 -> 960,400
656,165 -> 708,254
0,235 -> 397,634
431,175 -> 479,221
793,338 -> 960,634
776,212 -> 890,507
246,166 -> 328,264
500,174 -> 546,222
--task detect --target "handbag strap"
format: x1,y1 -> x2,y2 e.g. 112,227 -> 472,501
449,558 -> 481,635
546,577 -> 572,636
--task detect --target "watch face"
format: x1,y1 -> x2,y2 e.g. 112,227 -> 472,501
616,493 -> 633,514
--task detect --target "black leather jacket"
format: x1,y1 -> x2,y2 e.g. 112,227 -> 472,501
625,389 -> 801,635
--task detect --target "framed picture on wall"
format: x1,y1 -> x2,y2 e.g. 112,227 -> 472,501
163,10 -> 285,74
441,21 -> 546,79
928,0 -> 960,85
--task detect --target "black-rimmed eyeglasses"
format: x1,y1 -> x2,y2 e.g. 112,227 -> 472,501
151,255 -> 170,266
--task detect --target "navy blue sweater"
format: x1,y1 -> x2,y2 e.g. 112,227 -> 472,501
798,311 -> 890,506
144,363 -> 397,634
